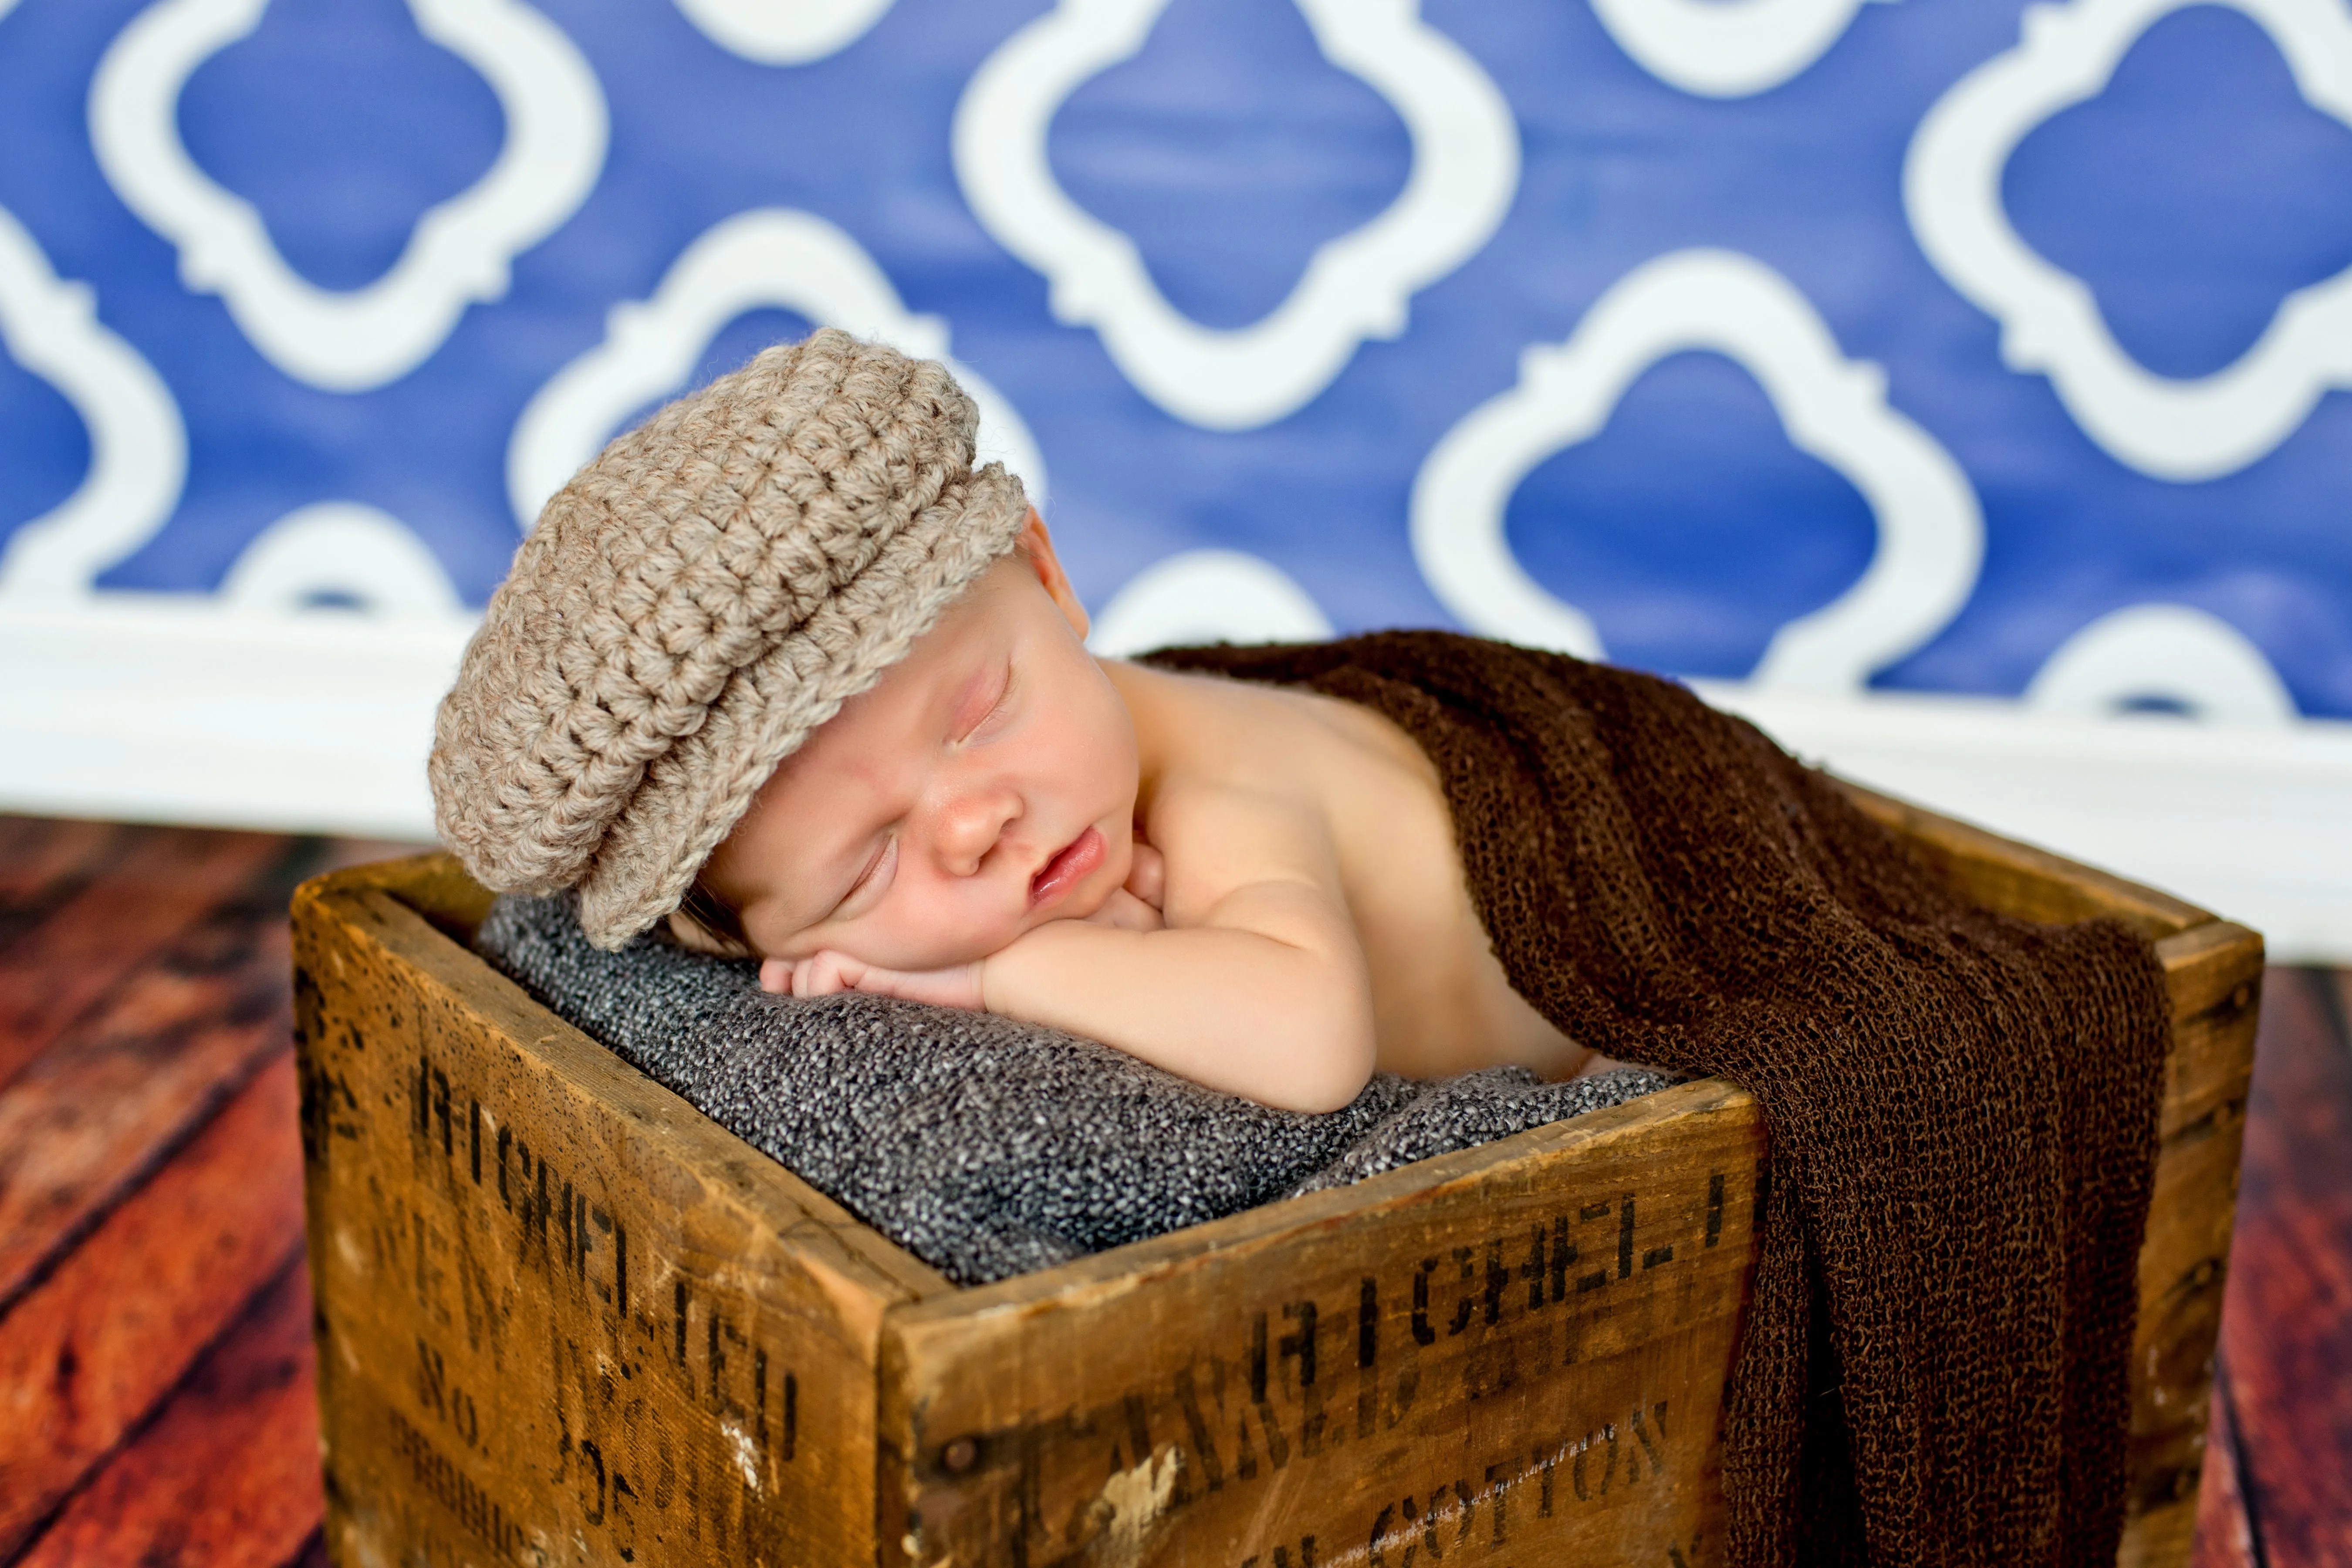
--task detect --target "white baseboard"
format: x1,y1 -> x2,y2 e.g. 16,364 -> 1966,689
1697,681 -> 2352,963
0,597 -> 468,842
4,601 -> 2347,960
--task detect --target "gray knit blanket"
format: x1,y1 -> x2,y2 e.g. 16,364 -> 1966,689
477,894 -> 1673,1285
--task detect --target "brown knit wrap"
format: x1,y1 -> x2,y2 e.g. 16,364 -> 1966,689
430,329 -> 1027,949
1144,632 -> 2172,1568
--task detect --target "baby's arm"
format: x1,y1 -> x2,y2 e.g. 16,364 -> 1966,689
980,876 -> 1374,1111
770,845 -> 1164,1001
781,796 -> 1378,1112
1004,788 -> 1375,1110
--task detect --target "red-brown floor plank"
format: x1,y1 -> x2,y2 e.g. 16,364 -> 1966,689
14,1258 -> 322,1568
2190,1361 -> 2258,1568
0,821 -> 153,968
0,818 -> 140,921
0,828 -> 297,1091
0,816 -> 2338,1566
2210,969 -> 2352,1566
0,899 -> 292,1312
0,1059 -> 307,1558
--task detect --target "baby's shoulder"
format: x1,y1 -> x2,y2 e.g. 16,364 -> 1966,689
1116,660 -> 1442,866
1125,662 -> 1425,777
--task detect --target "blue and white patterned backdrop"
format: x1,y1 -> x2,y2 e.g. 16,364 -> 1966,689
2,0 -> 2349,949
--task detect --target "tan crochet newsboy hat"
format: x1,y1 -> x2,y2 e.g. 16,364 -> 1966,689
429,328 -> 1028,949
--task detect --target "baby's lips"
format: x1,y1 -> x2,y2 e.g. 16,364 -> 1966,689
1029,825 -> 1106,909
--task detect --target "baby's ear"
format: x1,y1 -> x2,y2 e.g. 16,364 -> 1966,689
1018,508 -> 1091,640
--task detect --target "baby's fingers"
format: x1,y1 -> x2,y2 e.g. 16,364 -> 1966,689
1125,841 -> 1166,909
785,952 -> 864,998
1086,887 -> 1165,933
763,951 -> 981,1010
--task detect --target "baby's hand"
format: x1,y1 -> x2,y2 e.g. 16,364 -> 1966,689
1125,840 -> 1166,910
760,951 -> 984,1010
1073,838 -> 1165,932
1083,887 -> 1164,932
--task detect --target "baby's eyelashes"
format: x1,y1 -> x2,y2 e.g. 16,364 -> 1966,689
834,835 -> 898,919
950,657 -> 1015,743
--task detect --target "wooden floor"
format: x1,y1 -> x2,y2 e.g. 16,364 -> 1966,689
0,815 -> 2343,1566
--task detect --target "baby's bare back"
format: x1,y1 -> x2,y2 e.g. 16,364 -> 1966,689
1108,662 -> 1588,1082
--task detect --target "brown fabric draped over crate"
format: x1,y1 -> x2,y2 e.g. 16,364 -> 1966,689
1143,632 -> 2173,1568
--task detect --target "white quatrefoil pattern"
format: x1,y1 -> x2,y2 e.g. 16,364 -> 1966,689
1413,250 -> 1983,694
0,206 -> 186,602
2027,602 -> 2299,725
1908,0 -> 2352,480
0,0 -> 2336,753
507,209 -> 1048,531
954,0 -> 1519,430
1089,548 -> 1335,657
672,0 -> 898,64
222,501 -> 466,620
90,0 -> 607,392
1589,0 -> 1887,98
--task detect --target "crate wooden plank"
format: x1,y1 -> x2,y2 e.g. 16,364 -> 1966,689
0,828 -> 297,1090
2115,923 -> 2264,1568
2209,970 -> 2352,1567
880,1078 -> 1766,1568
315,798 -> 2257,1568
13,1256 -> 324,1568
0,892 -> 291,1311
0,1058 -> 308,1558
318,852 -> 497,941
877,936 -> 2258,1568
293,874 -> 950,1568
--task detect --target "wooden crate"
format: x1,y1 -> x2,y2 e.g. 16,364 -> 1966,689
290,785 -> 2261,1568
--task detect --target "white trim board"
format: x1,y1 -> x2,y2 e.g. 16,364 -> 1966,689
3,603 -> 2347,960
0,598 -> 467,841
1698,680 -> 2352,963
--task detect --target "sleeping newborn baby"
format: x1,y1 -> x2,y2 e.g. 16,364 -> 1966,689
686,505 -> 1601,1110
431,330 -> 1600,1112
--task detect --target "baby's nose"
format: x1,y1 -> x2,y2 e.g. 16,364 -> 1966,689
934,786 -> 1020,877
